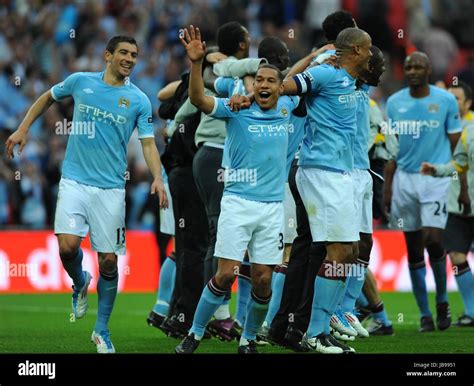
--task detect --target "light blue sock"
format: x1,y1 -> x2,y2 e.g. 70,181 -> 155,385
236,276 -> 251,326
409,265 -> 432,318
94,271 -> 118,333
454,264 -> 474,317
307,274 -> 347,337
264,266 -> 287,325
430,255 -> 448,304
340,264 -> 367,313
189,279 -> 226,339
61,248 -> 85,290
153,256 -> 176,316
357,292 -> 370,308
242,291 -> 271,341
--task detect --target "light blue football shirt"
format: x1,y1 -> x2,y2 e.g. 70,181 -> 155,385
293,64 -> 357,172
215,75 -> 305,181
214,76 -> 246,97
353,84 -> 371,170
209,95 -> 299,201
51,72 -> 154,189
386,85 -> 462,173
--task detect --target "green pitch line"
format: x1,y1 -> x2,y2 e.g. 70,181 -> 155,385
0,292 -> 473,353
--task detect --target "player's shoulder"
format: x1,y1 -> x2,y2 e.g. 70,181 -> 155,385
386,87 -> 409,104
71,71 -> 102,80
429,85 -> 456,103
126,81 -> 151,102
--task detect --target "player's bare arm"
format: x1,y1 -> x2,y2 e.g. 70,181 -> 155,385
383,159 -> 397,216
158,80 -> 182,102
179,25 -> 215,114
140,137 -> 169,209
449,132 -> 461,153
5,89 -> 55,159
284,45 -> 332,80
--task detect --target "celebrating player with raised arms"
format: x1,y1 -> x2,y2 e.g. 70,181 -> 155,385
5,36 -> 168,353
175,25 -> 300,354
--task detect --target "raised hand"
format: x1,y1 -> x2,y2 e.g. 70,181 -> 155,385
179,25 -> 206,63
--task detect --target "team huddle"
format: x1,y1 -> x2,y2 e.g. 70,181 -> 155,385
5,10 -> 474,354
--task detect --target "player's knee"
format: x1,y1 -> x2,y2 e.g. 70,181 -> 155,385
426,240 -> 445,260
58,242 -> 79,261
214,271 -> 236,291
98,254 -> 118,275
449,252 -> 467,266
251,270 -> 272,294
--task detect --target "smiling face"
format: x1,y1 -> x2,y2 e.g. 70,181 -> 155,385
253,66 -> 283,110
105,42 -> 138,79
404,54 -> 431,88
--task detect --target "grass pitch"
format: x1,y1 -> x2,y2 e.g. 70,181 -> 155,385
1,292 -> 473,354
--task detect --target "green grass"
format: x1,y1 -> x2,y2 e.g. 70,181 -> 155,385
0,292 -> 473,353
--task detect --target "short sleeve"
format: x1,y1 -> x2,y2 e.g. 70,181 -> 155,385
208,97 -> 236,119
282,95 -> 300,112
214,77 -> 234,97
385,97 -> 394,121
446,94 -> 462,134
137,95 -> 154,139
292,65 -> 333,94
50,72 -> 83,101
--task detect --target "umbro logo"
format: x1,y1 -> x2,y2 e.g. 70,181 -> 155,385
252,111 -> 264,117
398,107 -> 408,113
83,88 -> 94,94
342,77 -> 350,87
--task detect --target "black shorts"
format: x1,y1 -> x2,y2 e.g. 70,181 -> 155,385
443,213 -> 474,254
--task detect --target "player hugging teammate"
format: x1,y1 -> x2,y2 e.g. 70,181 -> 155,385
6,11 -> 470,355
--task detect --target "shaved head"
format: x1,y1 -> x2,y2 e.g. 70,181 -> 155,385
405,51 -> 431,67
335,28 -> 371,55
335,27 -> 372,75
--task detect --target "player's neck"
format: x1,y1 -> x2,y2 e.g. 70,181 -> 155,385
103,68 -> 126,87
409,84 -> 430,98
337,57 -> 358,78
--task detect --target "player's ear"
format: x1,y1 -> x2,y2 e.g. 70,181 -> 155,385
104,50 -> 112,64
278,81 -> 284,94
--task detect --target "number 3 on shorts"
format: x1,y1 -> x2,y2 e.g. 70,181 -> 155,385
278,232 -> 284,250
116,227 -> 125,245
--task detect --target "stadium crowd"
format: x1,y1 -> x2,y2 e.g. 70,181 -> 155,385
1,0 -> 474,230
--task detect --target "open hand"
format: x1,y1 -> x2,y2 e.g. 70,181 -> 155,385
179,25 -> 206,63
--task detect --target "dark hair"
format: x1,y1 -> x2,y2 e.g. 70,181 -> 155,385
256,63 -> 283,82
258,36 -> 288,70
369,45 -> 383,67
106,36 -> 138,54
322,11 -> 356,42
449,80 -> 473,102
216,21 -> 246,56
